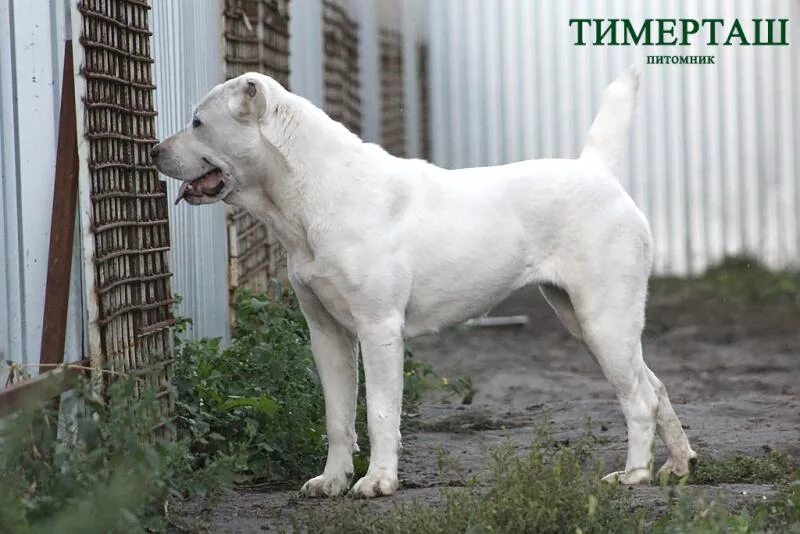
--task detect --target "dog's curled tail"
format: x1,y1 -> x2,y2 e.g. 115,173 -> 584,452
580,66 -> 640,176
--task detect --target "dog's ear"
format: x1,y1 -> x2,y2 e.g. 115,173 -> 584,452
229,76 -> 267,120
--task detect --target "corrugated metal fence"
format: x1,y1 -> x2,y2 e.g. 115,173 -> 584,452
151,0 -> 230,341
0,0 -> 85,382
427,0 -> 800,275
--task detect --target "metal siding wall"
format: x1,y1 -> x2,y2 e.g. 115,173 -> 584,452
427,0 -> 800,275
151,0 -> 230,341
0,0 -> 84,378
355,0 -> 381,143
290,0 -> 325,105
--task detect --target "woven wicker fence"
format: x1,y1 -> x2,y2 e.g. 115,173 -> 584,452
323,0 -> 362,136
379,28 -> 405,157
223,0 -> 290,297
417,44 -> 431,162
77,0 -> 175,418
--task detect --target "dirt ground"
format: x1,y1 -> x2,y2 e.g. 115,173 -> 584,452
180,286 -> 800,532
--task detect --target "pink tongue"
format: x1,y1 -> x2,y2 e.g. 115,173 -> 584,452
174,170 -> 224,205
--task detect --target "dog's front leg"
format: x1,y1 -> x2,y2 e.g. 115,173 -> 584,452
298,313 -> 359,498
349,315 -> 404,498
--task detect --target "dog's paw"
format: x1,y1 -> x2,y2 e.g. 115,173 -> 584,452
299,472 -> 351,498
656,450 -> 698,481
348,469 -> 398,498
602,467 -> 652,485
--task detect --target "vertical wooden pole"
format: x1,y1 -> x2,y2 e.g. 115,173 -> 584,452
39,41 -> 78,370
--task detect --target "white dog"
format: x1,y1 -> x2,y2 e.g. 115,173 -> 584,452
152,67 -> 696,498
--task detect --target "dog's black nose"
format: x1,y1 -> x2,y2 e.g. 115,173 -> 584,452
150,144 -> 161,159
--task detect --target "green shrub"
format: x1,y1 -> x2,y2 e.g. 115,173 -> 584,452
0,380 -> 223,533
175,289 -> 326,485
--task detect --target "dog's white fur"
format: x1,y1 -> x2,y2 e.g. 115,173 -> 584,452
153,68 -> 696,498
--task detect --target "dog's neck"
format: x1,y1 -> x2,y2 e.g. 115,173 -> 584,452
226,87 -> 371,258
267,87 -> 366,174
225,134 -> 309,255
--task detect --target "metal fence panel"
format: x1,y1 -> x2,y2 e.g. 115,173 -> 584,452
427,0 -> 800,275
150,0 -> 230,341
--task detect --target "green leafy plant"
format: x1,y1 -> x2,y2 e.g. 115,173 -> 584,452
0,380 -> 223,533
175,289 -> 326,485
403,350 -> 475,407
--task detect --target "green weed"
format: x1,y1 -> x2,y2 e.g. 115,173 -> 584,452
654,481 -> 800,533
688,451 -> 793,485
293,429 -> 643,533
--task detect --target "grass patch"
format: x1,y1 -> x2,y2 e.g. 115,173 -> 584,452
293,430 -> 644,534
654,482 -> 800,533
292,431 -> 800,534
3,287 -> 798,531
688,451 -> 794,485
649,256 -> 800,305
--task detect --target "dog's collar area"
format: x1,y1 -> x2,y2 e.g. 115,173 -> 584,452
174,168 -> 226,205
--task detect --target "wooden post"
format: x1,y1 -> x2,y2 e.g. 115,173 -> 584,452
39,41 -> 78,370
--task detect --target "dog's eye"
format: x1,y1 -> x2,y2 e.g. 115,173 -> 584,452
192,117 -> 202,128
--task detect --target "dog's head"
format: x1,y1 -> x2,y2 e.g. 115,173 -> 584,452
151,74 -> 276,206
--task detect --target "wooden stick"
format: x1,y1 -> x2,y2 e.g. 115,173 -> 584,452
39,41 -> 78,371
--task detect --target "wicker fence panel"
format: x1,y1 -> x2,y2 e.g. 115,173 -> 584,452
224,0 -> 261,79
323,0 -> 361,137
78,0 -> 175,414
224,0 -> 290,295
379,28 -> 405,157
418,44 -> 431,162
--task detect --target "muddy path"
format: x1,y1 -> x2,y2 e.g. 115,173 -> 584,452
182,287 -> 800,532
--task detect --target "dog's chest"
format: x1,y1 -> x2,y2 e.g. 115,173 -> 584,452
291,260 -> 358,332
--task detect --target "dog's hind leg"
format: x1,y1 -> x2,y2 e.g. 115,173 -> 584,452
645,365 -> 697,479
569,278 -> 659,484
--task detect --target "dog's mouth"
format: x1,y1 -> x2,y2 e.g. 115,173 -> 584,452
174,168 -> 226,205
